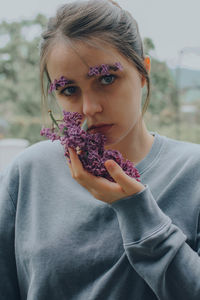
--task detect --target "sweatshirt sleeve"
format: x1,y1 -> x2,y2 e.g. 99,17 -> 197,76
110,185 -> 200,300
0,166 -> 21,299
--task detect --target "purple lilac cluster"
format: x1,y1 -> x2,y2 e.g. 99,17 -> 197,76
40,110 -> 140,182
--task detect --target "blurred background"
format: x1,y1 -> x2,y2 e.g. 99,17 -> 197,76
0,0 -> 200,168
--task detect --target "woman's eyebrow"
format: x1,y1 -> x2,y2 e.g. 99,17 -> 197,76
64,62 -> 123,81
49,62 -> 123,93
49,77 -> 75,93
87,62 -> 123,77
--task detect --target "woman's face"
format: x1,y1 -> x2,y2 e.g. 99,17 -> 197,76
47,40 -> 146,148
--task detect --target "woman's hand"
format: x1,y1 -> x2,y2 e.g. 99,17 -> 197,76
67,148 -> 145,204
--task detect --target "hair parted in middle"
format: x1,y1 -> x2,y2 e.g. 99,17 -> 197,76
39,0 -> 150,119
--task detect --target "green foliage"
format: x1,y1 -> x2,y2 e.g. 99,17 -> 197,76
7,117 -> 44,145
143,37 -> 155,54
0,20 -> 198,144
143,37 -> 177,115
0,15 -> 47,116
149,58 -> 176,115
0,15 -> 48,143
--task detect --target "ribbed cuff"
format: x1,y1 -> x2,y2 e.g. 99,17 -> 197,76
109,185 -> 171,244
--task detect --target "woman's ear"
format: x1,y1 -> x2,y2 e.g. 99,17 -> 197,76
144,55 -> 151,73
141,55 -> 151,87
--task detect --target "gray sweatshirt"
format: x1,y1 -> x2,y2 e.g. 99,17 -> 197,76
0,132 -> 200,300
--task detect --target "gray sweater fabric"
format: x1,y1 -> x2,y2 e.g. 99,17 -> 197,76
0,132 -> 200,300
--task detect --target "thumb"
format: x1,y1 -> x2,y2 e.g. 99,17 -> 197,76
105,160 -> 144,195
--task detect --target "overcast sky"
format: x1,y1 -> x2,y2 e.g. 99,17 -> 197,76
1,0 -> 200,70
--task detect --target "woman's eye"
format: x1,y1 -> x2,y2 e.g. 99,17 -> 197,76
100,75 -> 116,85
60,86 -> 77,96
59,75 -> 116,96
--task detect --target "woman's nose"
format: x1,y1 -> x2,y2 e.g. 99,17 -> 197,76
82,92 -> 103,117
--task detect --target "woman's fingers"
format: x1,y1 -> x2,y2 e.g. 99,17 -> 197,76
67,148 -> 145,203
66,156 -> 73,177
67,148 -> 117,190
68,147 -> 79,176
68,147 -> 95,183
104,160 -> 144,195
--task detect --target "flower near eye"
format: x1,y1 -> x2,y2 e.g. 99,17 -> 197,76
88,62 -> 123,77
48,62 -> 123,93
99,64 -> 110,75
49,76 -> 71,94
88,66 -> 100,76
114,62 -> 123,71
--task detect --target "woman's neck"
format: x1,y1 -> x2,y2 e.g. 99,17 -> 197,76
105,120 -> 154,165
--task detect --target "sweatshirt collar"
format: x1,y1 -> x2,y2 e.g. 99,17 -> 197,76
135,132 -> 165,175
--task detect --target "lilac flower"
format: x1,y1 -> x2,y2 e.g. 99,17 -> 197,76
48,62 -> 124,93
88,62 -> 123,78
88,66 -> 100,77
40,110 -> 140,182
114,62 -> 123,71
40,127 -> 59,140
49,76 -> 71,93
99,64 -> 110,75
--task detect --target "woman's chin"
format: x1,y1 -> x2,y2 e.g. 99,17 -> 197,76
103,126 -> 124,149
104,136 -> 121,149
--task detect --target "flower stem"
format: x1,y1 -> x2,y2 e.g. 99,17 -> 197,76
48,110 -> 60,130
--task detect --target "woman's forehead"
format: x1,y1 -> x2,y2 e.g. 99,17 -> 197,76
47,41 -> 126,80
48,40 -> 125,66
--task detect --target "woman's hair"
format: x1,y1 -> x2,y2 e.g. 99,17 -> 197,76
39,0 -> 150,120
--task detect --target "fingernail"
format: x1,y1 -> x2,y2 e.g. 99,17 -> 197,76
68,148 -> 72,156
105,160 -> 114,170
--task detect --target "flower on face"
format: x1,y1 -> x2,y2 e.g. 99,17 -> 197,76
99,64 -> 110,75
88,66 -> 100,77
48,62 -> 124,93
49,76 -> 71,93
40,110 -> 140,182
88,62 -> 123,77
114,62 -> 123,71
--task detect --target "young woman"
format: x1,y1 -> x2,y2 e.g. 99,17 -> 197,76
1,0 -> 200,299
